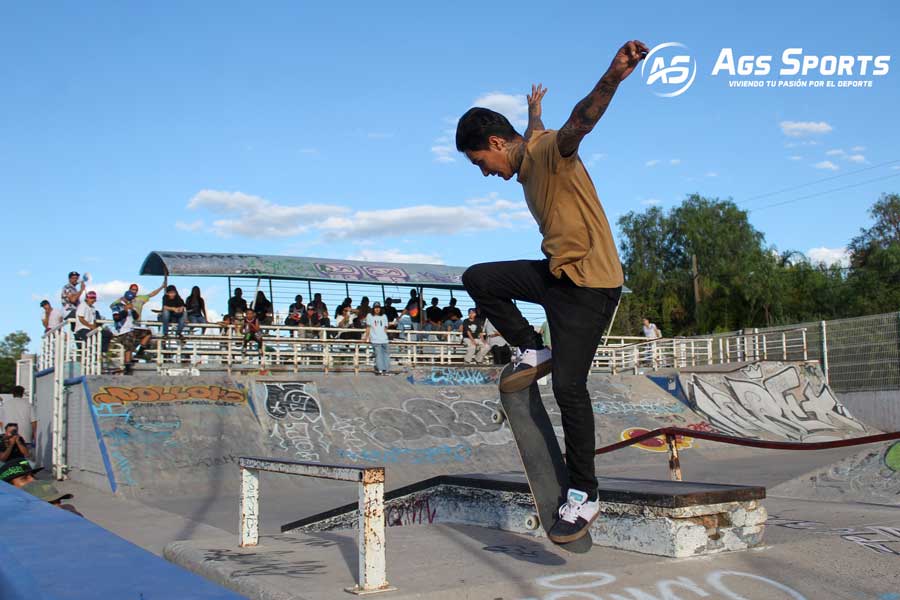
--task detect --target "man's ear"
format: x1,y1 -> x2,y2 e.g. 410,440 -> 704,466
487,135 -> 507,151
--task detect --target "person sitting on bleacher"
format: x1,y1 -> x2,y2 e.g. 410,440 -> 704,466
74,291 -> 100,342
228,288 -> 248,318
284,295 -> 305,326
241,308 -> 263,356
105,303 -> 146,374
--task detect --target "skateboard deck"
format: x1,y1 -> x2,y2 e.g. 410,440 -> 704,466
499,363 -> 593,553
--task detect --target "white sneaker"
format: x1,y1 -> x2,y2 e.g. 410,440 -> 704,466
500,347 -> 553,393
548,488 -> 600,543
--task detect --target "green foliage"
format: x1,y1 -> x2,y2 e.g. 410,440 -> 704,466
616,193 -> 899,336
0,331 -> 30,393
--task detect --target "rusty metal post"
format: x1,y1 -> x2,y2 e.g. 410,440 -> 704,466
665,433 -> 683,481
347,467 -> 394,594
239,466 -> 260,547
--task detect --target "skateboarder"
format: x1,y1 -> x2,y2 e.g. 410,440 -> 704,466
457,40 -> 647,543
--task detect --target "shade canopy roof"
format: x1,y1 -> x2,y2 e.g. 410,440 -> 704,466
140,251 -> 631,293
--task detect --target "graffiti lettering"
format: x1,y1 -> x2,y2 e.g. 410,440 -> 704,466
620,427 -> 694,453
386,498 -> 437,526
685,364 -> 865,441
365,397 -> 503,447
592,399 -> 684,416
264,383 -> 320,422
203,548 -> 326,579
768,515 -> 900,556
93,385 -> 244,405
408,367 -> 500,386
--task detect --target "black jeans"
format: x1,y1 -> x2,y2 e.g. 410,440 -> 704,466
463,259 -> 621,497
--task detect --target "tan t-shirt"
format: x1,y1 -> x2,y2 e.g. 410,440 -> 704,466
517,129 -> 624,288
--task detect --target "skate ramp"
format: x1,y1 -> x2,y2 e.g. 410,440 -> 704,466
769,440 -> 900,506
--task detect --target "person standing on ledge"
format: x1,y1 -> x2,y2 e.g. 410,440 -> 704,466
457,40 -> 648,543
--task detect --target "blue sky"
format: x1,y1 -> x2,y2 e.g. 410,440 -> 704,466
3,1 -> 898,349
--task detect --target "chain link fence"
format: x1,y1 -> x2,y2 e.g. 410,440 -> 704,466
703,312 -> 900,393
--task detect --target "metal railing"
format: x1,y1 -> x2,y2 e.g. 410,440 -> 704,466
238,457 -> 394,595
595,427 -> 900,482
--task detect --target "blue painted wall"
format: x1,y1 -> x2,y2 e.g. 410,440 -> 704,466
0,483 -> 245,599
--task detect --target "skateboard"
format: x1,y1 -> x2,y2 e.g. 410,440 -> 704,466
497,363 -> 593,553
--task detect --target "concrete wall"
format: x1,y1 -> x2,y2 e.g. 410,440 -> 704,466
838,389 -> 900,432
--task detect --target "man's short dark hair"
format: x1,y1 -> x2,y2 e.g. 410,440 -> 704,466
455,107 -> 520,153
40,300 -> 50,307
12,386 -> 25,398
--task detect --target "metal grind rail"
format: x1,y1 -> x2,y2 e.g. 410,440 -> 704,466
594,428 -> 900,481
238,457 -> 395,596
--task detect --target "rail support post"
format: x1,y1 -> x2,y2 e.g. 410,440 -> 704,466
239,466 -> 260,547
665,433 -> 683,481
348,468 -> 392,595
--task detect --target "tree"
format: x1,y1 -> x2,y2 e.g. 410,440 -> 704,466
0,331 -> 30,393
848,193 -> 900,267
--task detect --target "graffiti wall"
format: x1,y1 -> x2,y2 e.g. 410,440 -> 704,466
680,362 -> 866,441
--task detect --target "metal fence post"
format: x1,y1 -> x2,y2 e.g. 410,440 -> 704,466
350,469 -> 389,594
239,466 -> 260,547
820,320 -> 829,385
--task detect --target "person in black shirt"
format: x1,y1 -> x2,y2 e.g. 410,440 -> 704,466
185,286 -> 207,328
383,298 -> 399,323
228,288 -> 248,318
405,289 -> 420,312
285,295 -> 305,326
442,298 -> 463,331
0,424 -> 29,462
161,285 -> 186,339
253,291 -> 274,325
310,293 -> 328,318
461,308 -> 489,363
425,297 -> 443,329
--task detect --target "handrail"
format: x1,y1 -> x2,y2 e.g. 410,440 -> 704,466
594,426 -> 900,482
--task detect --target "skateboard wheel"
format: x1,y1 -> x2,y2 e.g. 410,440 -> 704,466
524,514 -> 540,530
491,409 -> 506,424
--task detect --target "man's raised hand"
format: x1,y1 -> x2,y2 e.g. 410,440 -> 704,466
608,40 -> 649,82
527,83 -> 547,117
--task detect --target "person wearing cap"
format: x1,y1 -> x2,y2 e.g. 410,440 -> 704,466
61,271 -> 86,319
106,303 -> 146,373
1,458 -> 82,516
0,423 -> 30,461
40,299 -> 64,332
111,277 -> 166,320
364,302 -> 391,375
461,308 -> 489,364
74,291 -> 100,341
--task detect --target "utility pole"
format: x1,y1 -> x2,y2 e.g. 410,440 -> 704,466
692,254 -> 701,326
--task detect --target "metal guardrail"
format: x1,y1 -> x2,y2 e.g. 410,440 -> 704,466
238,457 -> 395,596
595,427 -> 900,482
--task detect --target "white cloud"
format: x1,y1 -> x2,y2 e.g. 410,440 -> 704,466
846,154 -> 866,163
472,92 -> 528,127
187,189 -> 348,238
851,145 -> 866,152
705,171 -> 718,177
784,140 -> 820,148
669,159 -> 681,166
431,136 -> 456,163
813,160 -> 839,171
346,249 -> 445,264
645,159 -> 660,167
788,155 -> 803,161
807,247 -> 849,267
825,149 -> 845,157
780,121 -> 833,137
17,269 -> 30,277
175,220 -> 205,232
641,198 -> 661,206
87,280 -> 135,302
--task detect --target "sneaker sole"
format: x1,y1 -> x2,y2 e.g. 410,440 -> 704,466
548,510 -> 600,544
498,360 -> 553,394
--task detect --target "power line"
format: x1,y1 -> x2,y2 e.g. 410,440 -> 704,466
740,159 -> 900,207
750,172 -> 900,212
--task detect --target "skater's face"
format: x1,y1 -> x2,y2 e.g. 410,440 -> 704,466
465,137 -> 514,180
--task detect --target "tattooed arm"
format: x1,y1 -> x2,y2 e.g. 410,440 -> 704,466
525,83 -> 547,140
556,40 -> 649,157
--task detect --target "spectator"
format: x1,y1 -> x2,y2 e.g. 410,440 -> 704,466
335,297 -> 353,319
111,278 -> 166,320
0,458 -> 82,516
106,304 -> 146,374
310,293 -> 328,318
642,318 -> 662,339
61,271 -> 86,319
300,306 -> 323,328
217,314 -> 234,335
484,318 -> 511,364
253,291 -> 274,325
40,299 -> 64,332
425,297 -> 443,331
185,286 -> 208,327
285,295 -> 305,326
397,305 -> 420,339
228,288 -> 248,318
364,302 -> 391,375
0,387 -> 35,449
74,291 -> 100,342
161,285 -> 186,340
405,289 -> 420,313
241,308 -> 263,355
461,308 -> 489,363
356,296 -> 370,320
442,298 -> 463,331
540,320 -> 552,350
383,298 -> 399,323
0,424 -> 29,461
336,305 -> 362,340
